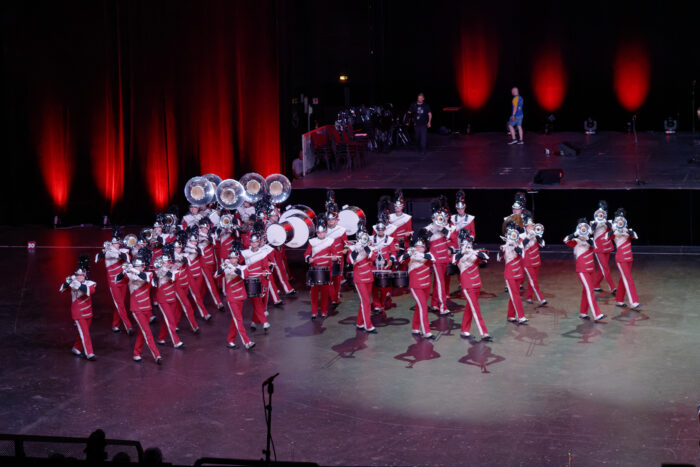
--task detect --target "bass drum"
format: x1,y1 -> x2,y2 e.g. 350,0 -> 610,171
281,204 -> 316,222
283,213 -> 316,248
338,206 -> 366,235
266,222 -> 294,247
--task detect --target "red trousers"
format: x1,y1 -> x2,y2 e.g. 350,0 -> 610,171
594,252 -> 616,290
132,311 -> 161,360
157,301 -> 182,346
430,263 -> 448,312
174,286 -> 199,331
250,283 -> 269,324
372,285 -> 392,311
615,262 -> 639,304
409,287 -> 431,334
462,287 -> 488,335
331,275 -> 342,303
578,272 -> 604,319
201,265 -> 223,306
354,281 -> 374,329
268,274 -> 281,304
73,318 -> 94,356
273,259 -> 294,294
524,266 -> 545,302
226,299 -> 252,345
108,281 -> 131,329
310,284 -> 331,316
505,276 -> 525,320
188,276 -> 211,319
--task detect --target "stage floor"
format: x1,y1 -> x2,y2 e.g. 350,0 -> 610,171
293,131 -> 700,190
1,228 -> 699,466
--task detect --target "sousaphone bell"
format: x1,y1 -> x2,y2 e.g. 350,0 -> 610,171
265,174 -> 292,204
185,176 -> 216,206
239,173 -> 267,203
216,179 -> 245,210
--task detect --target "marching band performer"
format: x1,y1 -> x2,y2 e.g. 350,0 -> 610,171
241,229 -> 272,331
453,231 -> 492,340
60,256 -> 97,361
95,229 -> 133,334
564,219 -> 607,321
591,201 -> 617,293
447,190 -> 475,295
326,206 -> 348,305
197,219 -> 224,310
117,250 -> 163,363
522,216 -> 547,306
400,229 -> 435,339
426,198 -> 451,314
388,189 -> 413,254
498,223 -> 529,324
154,251 -> 185,349
346,222 -> 377,332
182,205 -> 202,229
216,245 -> 256,349
304,218 -> 341,318
238,201 -> 256,248
184,233 -> 213,322
267,207 -> 296,296
172,240 -> 201,333
370,212 -> 397,313
611,208 -> 641,310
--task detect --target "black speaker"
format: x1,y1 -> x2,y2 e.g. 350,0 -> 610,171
558,142 -> 580,156
534,168 -> 564,185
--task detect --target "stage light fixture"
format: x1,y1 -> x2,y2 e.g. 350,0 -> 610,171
544,114 -> 556,134
339,74 -> 349,83
53,215 -> 60,228
584,117 -> 597,135
664,117 -> 678,134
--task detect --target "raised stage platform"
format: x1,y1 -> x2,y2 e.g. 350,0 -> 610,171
1,227 -> 699,466
293,131 -> 700,190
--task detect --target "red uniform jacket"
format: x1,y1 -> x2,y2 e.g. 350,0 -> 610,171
593,223 -> 614,254
388,213 -> 413,245
370,234 -> 397,270
62,280 -> 97,319
565,237 -> 595,273
404,252 -> 432,289
154,269 -> 178,304
522,233 -> 542,268
241,247 -> 272,285
450,214 -> 476,240
305,236 -> 340,268
217,262 -> 248,300
454,250 -> 484,289
347,245 -> 376,284
613,232 -> 635,263
126,270 -> 153,312
427,225 -> 451,264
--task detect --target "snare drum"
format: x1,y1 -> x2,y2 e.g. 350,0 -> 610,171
244,277 -> 263,298
306,266 -> 331,286
266,221 -> 294,247
392,270 -> 409,288
331,260 -> 342,277
373,270 -> 393,288
338,206 -> 366,235
446,263 -> 460,276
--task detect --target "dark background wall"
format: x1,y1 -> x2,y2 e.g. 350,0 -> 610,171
3,0 -> 700,226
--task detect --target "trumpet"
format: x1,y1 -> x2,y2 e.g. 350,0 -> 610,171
219,214 -> 236,230
124,234 -> 139,248
164,213 -> 178,228
140,228 -> 153,242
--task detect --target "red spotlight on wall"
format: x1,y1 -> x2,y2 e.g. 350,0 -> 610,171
614,42 -> 650,112
532,46 -> 567,112
145,102 -> 178,210
455,29 -> 498,110
37,99 -> 74,210
91,84 -> 125,210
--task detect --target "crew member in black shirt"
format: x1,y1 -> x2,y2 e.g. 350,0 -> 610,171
407,93 -> 432,154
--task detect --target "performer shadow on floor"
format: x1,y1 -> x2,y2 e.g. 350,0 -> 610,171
508,324 -> 548,357
458,340 -> 506,374
429,314 -> 460,336
394,336 -> 440,368
561,321 -> 602,344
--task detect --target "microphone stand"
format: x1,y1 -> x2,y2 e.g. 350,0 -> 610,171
262,373 -> 279,464
692,80 -> 696,136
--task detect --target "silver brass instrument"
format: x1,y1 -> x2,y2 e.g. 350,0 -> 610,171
140,228 -> 153,242
153,257 -> 164,270
216,179 -> 245,210
239,173 -> 267,203
613,217 -> 627,231
185,176 -> 216,206
265,174 -> 292,204
164,213 -> 178,228
219,213 -> 235,229
202,174 -> 222,191
124,234 -> 139,248
433,212 -> 447,227
534,223 -> 544,236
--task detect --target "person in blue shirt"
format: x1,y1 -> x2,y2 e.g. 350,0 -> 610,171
508,87 -> 524,145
